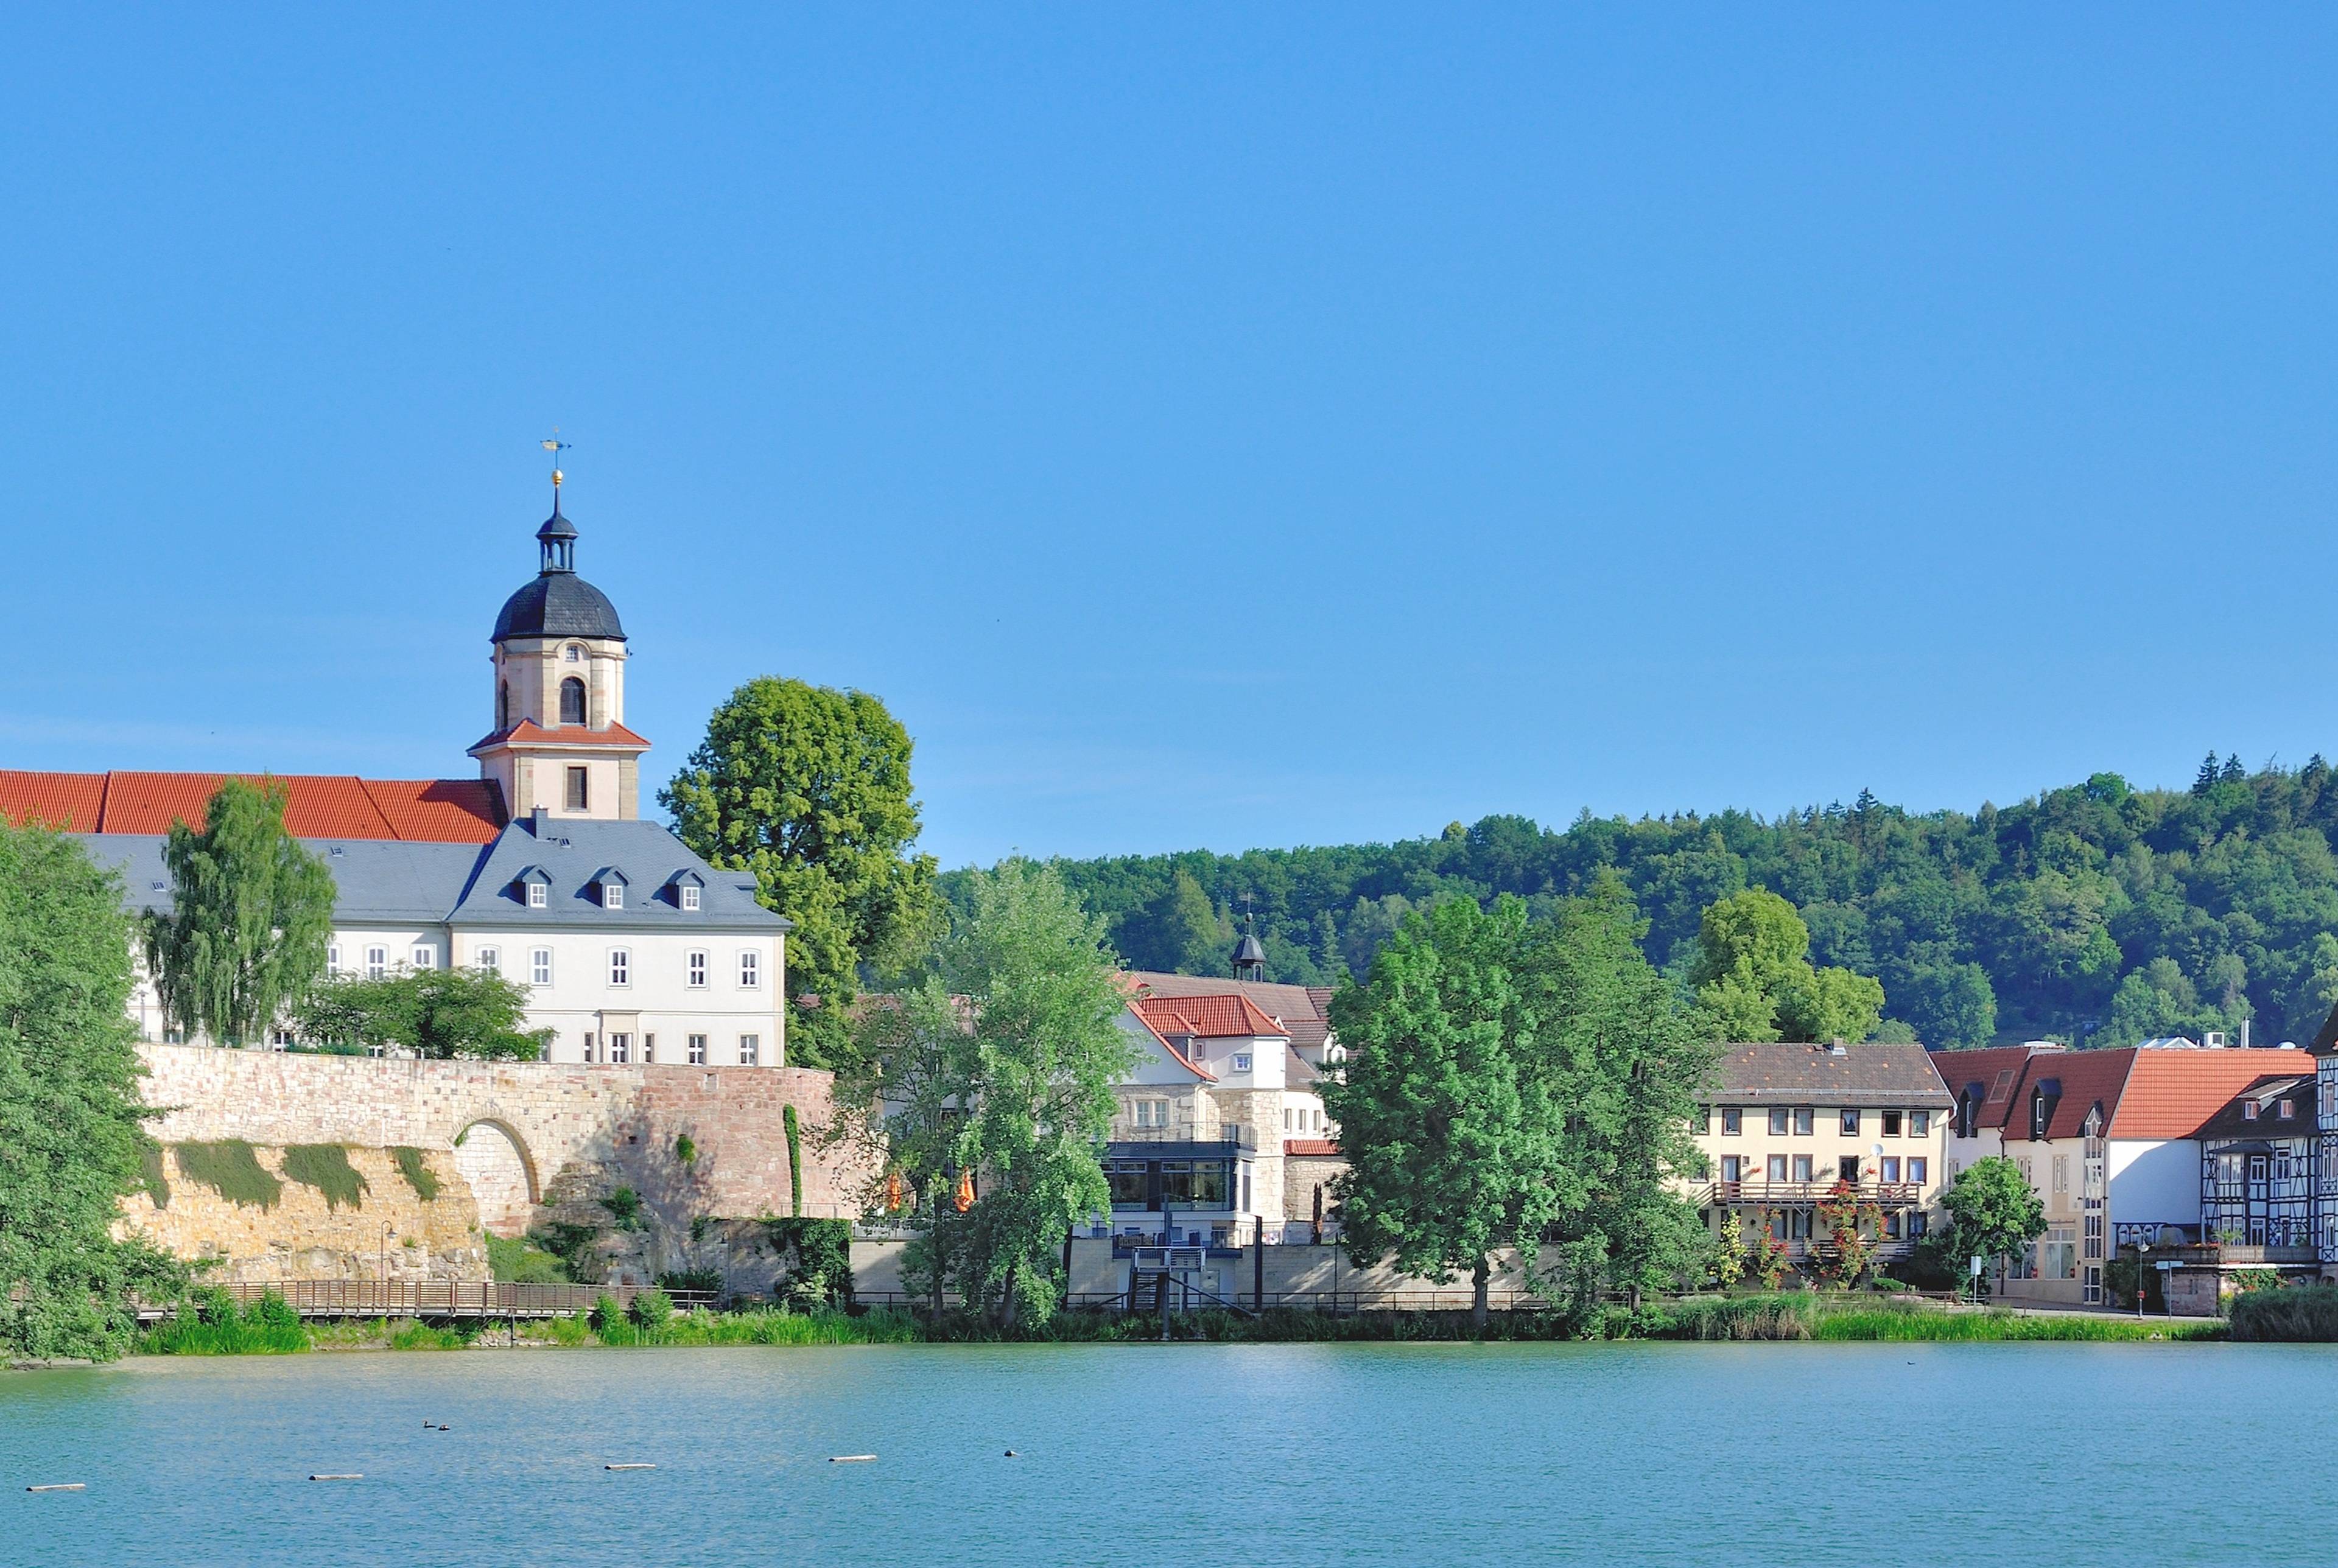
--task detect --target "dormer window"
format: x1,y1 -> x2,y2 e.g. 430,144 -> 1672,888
2244,1101 -> 2260,1121
667,870 -> 707,911
2279,1099 -> 2295,1121
530,881 -> 547,909
681,885 -> 700,911
514,866 -> 552,908
593,868 -> 630,910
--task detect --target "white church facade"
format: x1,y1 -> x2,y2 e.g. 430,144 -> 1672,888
0,483 -> 792,1068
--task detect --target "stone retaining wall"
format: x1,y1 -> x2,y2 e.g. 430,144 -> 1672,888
130,1046 -> 872,1286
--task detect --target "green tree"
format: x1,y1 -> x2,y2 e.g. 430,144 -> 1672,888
1531,885 -> 1716,1309
1162,869 -> 1232,976
142,778 -> 335,1047
1939,1156 -> 2046,1286
1324,896 -> 1572,1327
661,677 -> 941,1069
845,861 -> 1132,1328
297,966 -> 552,1059
1689,889 -> 1885,1042
0,824 -> 184,1360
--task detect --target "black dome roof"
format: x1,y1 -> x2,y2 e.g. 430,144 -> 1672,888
493,573 -> 627,642
493,500 -> 626,642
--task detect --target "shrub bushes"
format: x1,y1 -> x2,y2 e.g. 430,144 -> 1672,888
628,1288 -> 674,1331
2230,1284 -> 2338,1341
764,1217 -> 852,1309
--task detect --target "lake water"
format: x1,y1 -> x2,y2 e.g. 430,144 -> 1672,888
3,1341 -> 2334,1566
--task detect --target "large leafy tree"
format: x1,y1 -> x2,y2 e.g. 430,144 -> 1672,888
144,777 -> 336,1047
844,861 -> 1132,1328
0,824 -> 183,1360
661,677 -> 940,1069
1687,889 -> 1885,1043
1324,895 -> 1573,1327
297,966 -> 553,1059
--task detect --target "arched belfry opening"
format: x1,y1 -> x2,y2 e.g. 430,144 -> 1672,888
560,676 -> 587,726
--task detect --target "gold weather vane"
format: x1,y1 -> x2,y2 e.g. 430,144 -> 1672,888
542,429 -> 571,491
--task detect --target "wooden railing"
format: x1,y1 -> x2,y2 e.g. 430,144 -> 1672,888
1702,1180 -> 1926,1208
175,1280 -> 720,1320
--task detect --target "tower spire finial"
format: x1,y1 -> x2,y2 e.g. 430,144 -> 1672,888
541,429 -> 570,511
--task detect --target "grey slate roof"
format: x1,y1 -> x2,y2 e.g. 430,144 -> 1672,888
447,817 -> 785,932
75,818 -> 787,934
1710,1041 -> 1953,1108
77,835 -> 490,925
493,571 -> 627,642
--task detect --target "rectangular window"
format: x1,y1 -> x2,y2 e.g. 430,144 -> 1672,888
1908,1157 -> 1928,1185
1839,1108 -> 1860,1136
687,1033 -> 707,1066
1696,1104 -> 1711,1133
1766,1154 -> 1788,1182
642,1033 -> 655,1064
1792,1154 -> 1813,1183
1769,1108 -> 1790,1136
1721,1107 -> 1742,1136
583,1032 -> 597,1063
681,884 -> 701,911
739,950 -> 760,989
528,881 -> 548,909
1232,1052 -> 1252,1073
738,1034 -> 760,1066
411,945 -> 435,970
530,947 -> 553,985
1721,1155 -> 1743,1182
603,883 -> 623,910
608,1033 -> 631,1065
1880,1157 -> 1901,1183
608,948 -> 630,987
1108,1160 -> 1150,1208
566,766 -> 589,810
1881,1110 -> 1902,1137
1909,1110 -> 1930,1137
476,947 -> 500,975
366,945 -> 387,981
1790,1107 -> 1811,1136
2052,1155 -> 2069,1194
327,943 -> 342,973
686,950 -> 707,988
2041,1225 -> 2078,1280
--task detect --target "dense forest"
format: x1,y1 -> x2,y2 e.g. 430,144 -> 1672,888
944,755 -> 2338,1051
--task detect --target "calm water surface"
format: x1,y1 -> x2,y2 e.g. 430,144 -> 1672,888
2,1341 -> 2332,1566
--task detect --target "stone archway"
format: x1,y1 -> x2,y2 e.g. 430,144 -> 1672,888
452,1118 -> 538,1237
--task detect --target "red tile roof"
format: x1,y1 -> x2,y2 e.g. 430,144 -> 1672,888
1131,993 -> 1288,1041
1125,1007 -> 1215,1081
1284,1138 -> 1341,1157
468,721 -> 650,752
1998,1046 -> 2317,1142
2112,1049 -> 2314,1139
0,770 -> 504,843
1931,1045 -> 2064,1130
0,769 -> 104,831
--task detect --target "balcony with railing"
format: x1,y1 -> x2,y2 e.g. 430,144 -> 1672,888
1702,1179 -> 1927,1209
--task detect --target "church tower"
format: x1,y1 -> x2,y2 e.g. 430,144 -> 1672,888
469,475 -> 648,821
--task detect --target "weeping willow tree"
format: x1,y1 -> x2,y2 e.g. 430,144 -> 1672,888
144,777 -> 335,1047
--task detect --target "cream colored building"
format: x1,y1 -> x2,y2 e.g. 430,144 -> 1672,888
1693,1041 -> 1953,1273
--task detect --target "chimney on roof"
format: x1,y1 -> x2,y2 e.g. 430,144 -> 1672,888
1828,1038 -> 1848,1056
530,805 -> 547,836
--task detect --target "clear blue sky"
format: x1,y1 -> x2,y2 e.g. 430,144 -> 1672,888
3,10 -> 2333,867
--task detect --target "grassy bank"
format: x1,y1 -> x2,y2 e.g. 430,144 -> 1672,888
136,1290 -> 2228,1356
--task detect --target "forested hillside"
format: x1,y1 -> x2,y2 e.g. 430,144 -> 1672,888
948,756 -> 2338,1051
